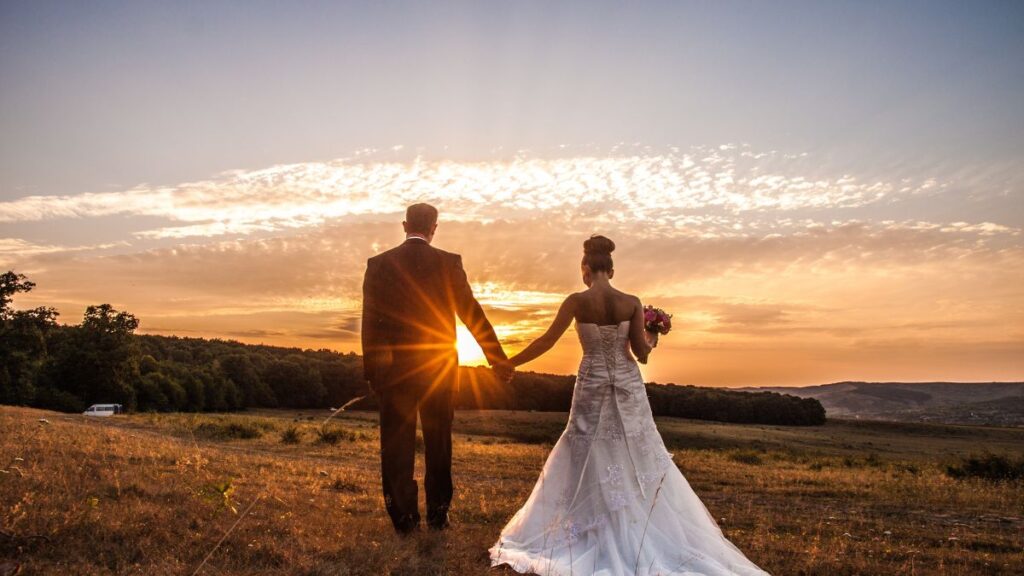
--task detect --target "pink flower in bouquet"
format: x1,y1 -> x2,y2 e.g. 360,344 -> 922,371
643,305 -> 673,335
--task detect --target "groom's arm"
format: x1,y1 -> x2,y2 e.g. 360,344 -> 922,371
361,257 -> 387,386
449,254 -> 507,365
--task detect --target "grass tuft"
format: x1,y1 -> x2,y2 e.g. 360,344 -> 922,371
194,420 -> 268,440
279,425 -> 302,444
727,449 -> 764,465
328,478 -> 366,494
316,426 -> 366,445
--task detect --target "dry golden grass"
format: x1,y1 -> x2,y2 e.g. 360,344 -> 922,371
1,406 -> 1021,575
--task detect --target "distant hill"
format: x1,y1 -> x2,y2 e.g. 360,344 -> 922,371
738,382 -> 1024,426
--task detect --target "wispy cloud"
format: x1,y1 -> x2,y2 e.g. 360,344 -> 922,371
0,145 -> 953,241
0,237 -> 127,267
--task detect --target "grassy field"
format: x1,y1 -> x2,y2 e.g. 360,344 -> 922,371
1,406 -> 1021,575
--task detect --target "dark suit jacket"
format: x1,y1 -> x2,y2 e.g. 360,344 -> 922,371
361,238 -> 506,391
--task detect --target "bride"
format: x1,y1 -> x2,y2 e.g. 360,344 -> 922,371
489,236 -> 770,576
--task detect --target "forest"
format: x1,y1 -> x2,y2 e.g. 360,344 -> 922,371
0,271 -> 825,425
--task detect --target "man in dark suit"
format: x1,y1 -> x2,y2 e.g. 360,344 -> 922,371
362,203 -> 513,534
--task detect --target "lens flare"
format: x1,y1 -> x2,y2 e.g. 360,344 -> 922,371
456,324 -> 487,366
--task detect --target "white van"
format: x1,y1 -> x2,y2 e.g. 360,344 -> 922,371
83,404 -> 124,417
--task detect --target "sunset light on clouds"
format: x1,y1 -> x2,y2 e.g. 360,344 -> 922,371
2,1 -> 1022,386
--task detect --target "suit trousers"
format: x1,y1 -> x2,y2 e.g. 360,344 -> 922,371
377,377 -> 455,532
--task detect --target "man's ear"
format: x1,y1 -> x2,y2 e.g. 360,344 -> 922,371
609,269 -> 615,279
402,221 -> 410,234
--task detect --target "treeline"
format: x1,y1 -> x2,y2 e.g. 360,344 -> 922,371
0,271 -> 368,413
1,271 -> 825,425
449,367 -> 826,425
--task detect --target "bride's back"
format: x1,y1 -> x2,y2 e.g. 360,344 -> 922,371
505,234 -> 651,367
573,285 -> 637,326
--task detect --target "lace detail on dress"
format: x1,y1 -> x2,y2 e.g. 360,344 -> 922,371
604,464 -> 624,486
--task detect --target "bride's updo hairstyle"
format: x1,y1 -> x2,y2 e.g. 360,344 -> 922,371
582,235 -> 615,274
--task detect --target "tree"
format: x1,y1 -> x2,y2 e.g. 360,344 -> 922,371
0,271 -> 59,405
41,304 -> 140,410
262,357 -> 325,408
136,372 -> 170,411
220,354 -> 276,406
0,271 -> 35,320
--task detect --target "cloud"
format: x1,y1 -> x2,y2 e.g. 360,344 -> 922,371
0,145 -> 953,242
221,329 -> 287,338
0,237 -> 126,267
712,302 -> 790,329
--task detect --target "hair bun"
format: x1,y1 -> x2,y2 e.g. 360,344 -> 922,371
583,235 -> 615,256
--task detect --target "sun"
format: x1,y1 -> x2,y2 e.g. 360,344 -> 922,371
455,324 -> 488,366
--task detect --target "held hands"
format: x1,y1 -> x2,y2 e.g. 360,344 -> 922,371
492,359 -> 515,384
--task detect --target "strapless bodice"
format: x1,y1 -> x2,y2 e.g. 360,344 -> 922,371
575,320 -> 630,359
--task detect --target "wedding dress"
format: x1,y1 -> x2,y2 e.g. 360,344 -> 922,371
489,321 -> 770,576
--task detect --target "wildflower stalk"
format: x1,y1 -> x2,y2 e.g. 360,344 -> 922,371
633,470 -> 668,576
320,395 -> 366,432
191,492 -> 263,576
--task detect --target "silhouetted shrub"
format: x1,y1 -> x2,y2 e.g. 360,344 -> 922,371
194,420 -> 266,440
317,426 -> 362,445
280,426 -> 303,444
946,453 -> 1024,481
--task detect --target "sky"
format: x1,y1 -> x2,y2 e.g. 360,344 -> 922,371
1,0 -> 1022,386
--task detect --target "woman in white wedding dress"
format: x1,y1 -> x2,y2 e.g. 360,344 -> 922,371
489,236 -> 770,576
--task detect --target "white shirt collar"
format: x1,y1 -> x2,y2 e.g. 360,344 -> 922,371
405,233 -> 430,243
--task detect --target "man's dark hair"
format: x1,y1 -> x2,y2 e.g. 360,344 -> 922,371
405,203 -> 439,234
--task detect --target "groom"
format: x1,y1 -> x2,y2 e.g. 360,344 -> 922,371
361,203 -> 514,534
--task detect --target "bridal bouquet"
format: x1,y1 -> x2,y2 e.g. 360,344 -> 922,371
643,306 -> 672,347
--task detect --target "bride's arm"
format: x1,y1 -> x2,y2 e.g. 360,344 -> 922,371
509,295 -> 577,367
628,297 -> 652,364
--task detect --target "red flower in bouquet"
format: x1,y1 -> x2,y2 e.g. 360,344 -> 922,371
643,305 -> 672,335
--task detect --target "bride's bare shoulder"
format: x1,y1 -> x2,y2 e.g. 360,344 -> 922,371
609,288 -> 641,306
563,292 -> 583,306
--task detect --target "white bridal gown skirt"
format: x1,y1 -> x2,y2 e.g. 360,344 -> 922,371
489,322 -> 770,576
